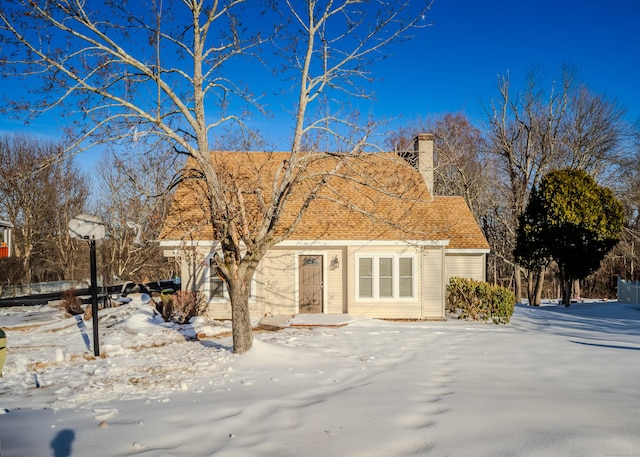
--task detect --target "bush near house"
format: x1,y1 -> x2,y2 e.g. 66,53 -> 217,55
447,277 -> 516,324
0,257 -> 24,286
160,291 -> 206,324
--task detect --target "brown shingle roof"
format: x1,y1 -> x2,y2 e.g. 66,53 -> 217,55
160,151 -> 489,250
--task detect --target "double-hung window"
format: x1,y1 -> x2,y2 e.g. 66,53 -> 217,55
208,258 -> 257,302
358,258 -> 374,298
357,255 -> 415,300
209,259 -> 226,300
378,257 -> 394,298
398,257 -> 414,298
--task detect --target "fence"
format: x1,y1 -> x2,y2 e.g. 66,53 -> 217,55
617,277 -> 640,305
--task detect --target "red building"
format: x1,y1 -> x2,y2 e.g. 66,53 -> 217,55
0,220 -> 12,258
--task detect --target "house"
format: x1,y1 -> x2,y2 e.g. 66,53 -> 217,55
159,134 -> 489,320
0,220 -> 12,259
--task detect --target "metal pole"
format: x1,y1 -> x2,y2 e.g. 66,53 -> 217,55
90,239 -> 100,356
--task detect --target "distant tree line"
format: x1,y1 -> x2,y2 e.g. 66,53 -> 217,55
0,134 -> 177,287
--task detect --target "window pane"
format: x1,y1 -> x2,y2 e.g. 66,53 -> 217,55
378,258 -> 393,297
399,278 -> 413,297
379,277 -> 393,297
399,258 -> 413,297
210,259 -> 224,298
359,278 -> 373,298
359,257 -> 372,276
379,258 -> 392,276
210,276 -> 224,298
399,258 -> 413,276
358,258 -> 373,298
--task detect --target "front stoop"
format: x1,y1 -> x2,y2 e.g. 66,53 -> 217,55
258,314 -> 354,331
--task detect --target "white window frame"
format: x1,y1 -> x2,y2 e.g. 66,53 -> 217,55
378,256 -> 394,298
355,254 -> 417,301
398,257 -> 415,298
205,256 -> 257,303
357,257 -> 374,299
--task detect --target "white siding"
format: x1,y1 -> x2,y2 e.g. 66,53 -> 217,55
177,243 -> 455,320
261,248 -> 297,315
445,253 -> 486,282
421,247 -> 445,319
260,248 -> 345,315
178,246 -> 264,320
325,248 -> 346,314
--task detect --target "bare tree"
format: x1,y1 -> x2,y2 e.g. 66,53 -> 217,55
387,113 -> 495,220
609,134 -> 640,282
486,69 -> 575,305
0,133 -> 89,283
45,155 -> 91,281
626,137 -> 640,272
95,147 -> 178,284
1,0 -> 432,353
561,85 -> 628,178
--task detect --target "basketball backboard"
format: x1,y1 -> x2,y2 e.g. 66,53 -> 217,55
69,214 -> 106,241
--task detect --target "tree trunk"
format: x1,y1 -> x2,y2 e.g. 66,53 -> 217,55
229,277 -> 253,354
526,268 -> 545,306
562,279 -> 572,306
533,268 -> 545,306
573,279 -> 581,301
21,253 -> 32,284
526,269 -> 535,306
514,264 -> 523,303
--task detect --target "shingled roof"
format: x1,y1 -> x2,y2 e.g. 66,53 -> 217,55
160,151 -> 489,250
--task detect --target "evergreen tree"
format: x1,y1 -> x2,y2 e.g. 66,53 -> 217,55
515,169 -> 623,306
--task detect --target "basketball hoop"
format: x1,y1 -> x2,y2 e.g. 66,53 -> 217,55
68,214 -> 105,356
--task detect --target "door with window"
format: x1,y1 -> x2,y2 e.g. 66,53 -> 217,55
299,255 -> 323,313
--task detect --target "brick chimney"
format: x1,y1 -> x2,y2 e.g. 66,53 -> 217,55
399,133 -> 434,200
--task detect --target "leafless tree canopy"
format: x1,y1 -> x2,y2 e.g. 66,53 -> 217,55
96,147 -> 179,283
386,112 -> 497,222
0,133 -> 89,284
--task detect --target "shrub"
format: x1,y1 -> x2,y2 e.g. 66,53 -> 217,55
446,277 -> 515,324
0,257 -> 24,286
62,289 -> 84,316
161,290 -> 206,324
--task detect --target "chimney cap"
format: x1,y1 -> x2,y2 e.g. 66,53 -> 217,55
416,133 -> 434,141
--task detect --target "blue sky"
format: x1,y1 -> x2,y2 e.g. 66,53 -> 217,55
1,0 -> 638,174
373,0 -> 640,125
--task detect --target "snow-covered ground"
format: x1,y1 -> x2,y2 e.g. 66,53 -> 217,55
1,298 -> 639,456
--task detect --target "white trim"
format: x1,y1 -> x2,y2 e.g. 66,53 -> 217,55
355,253 -> 418,302
162,239 -> 453,249
445,249 -> 490,254
160,240 -> 219,248
278,239 -> 449,247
